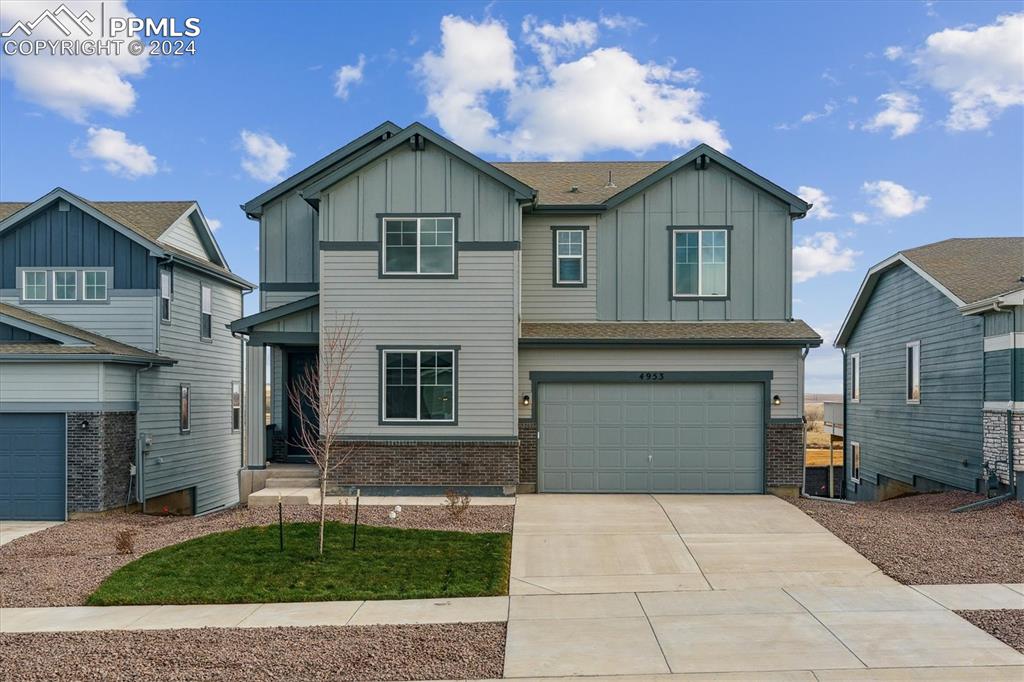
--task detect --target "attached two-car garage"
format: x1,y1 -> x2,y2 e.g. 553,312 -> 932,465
537,379 -> 766,494
0,413 -> 66,520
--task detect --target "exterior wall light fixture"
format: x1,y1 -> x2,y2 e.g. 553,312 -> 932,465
522,395 -> 531,406
772,395 -> 782,406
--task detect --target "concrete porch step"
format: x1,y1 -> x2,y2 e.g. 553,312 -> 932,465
264,477 -> 320,489
246,487 -> 516,507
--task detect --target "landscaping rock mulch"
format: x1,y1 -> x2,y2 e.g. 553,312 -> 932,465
956,610 -> 1024,654
793,492 -> 1024,585
0,503 -> 513,608
0,622 -> 507,681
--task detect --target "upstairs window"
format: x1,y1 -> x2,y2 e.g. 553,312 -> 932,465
83,271 -> 107,301
22,271 -> 46,301
160,269 -> 172,322
53,271 -> 77,300
554,228 -> 586,286
382,348 -> 456,423
850,353 -> 861,403
179,384 -> 191,433
200,284 -> 212,339
672,228 -> 728,298
382,216 -> 455,276
231,381 -> 242,432
906,341 -> 921,404
850,442 -> 861,483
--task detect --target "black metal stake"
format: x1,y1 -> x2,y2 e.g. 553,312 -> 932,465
351,493 -> 360,550
278,499 -> 284,551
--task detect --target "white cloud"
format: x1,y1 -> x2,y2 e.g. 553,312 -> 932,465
417,15 -> 728,159
334,54 -> 366,100
798,186 -> 837,220
914,13 -> 1024,131
863,92 -> 923,138
862,180 -> 930,218
207,218 -> 222,231
0,1 -> 149,122
793,232 -> 860,283
776,100 -> 838,130
884,45 -> 905,60
72,127 -> 157,178
851,212 -> 870,224
239,130 -> 293,183
598,13 -> 644,31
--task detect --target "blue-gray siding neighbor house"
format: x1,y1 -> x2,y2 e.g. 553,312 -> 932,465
0,188 -> 253,520
835,237 -> 1024,501
231,121 -> 822,500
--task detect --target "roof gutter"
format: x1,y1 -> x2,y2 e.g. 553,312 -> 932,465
164,253 -> 255,291
518,338 -> 823,348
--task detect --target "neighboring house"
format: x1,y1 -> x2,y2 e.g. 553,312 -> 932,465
0,188 -> 253,520
835,237 -> 1024,501
231,121 -> 821,497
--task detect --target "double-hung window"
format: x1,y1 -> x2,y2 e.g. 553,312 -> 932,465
231,381 -> 242,432
671,228 -> 728,297
179,384 -> 191,433
160,269 -> 172,322
850,442 -> 861,483
200,284 -> 212,339
381,216 -> 455,276
906,341 -> 920,404
553,228 -> 586,286
53,270 -> 77,300
83,271 -> 107,301
381,348 -> 456,422
849,353 -> 860,403
22,271 -> 46,301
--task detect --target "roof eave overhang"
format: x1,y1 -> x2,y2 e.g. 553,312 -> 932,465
166,253 -> 254,291
959,287 -> 1024,316
0,313 -> 92,346
229,293 -> 318,333
0,353 -> 175,365
519,338 -> 822,348
529,204 -> 607,214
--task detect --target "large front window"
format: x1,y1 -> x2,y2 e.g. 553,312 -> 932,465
672,229 -> 728,297
382,349 -> 456,422
382,217 -> 455,276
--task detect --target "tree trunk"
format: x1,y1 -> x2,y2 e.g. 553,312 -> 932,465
318,471 -> 327,556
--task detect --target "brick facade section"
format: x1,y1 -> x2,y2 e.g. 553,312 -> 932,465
983,410 -> 1024,485
518,419 -> 537,486
66,411 -> 137,513
326,439 -> 519,491
766,420 -> 804,488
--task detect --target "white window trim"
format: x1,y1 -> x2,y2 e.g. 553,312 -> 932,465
230,380 -> 242,433
850,441 -> 861,483
52,270 -> 77,301
906,341 -> 921,405
82,270 -> 108,301
180,384 -> 191,434
381,348 -> 456,423
381,217 -> 456,276
200,283 -> 213,340
555,229 -> 585,285
849,353 -> 861,403
160,269 -> 172,322
671,228 -> 729,298
22,270 -> 47,301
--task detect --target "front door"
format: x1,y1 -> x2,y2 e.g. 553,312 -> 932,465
285,349 -> 318,462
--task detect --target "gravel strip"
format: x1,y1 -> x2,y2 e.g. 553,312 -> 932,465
793,492 -> 1024,585
0,622 -> 506,681
0,504 -> 513,608
956,610 -> 1024,654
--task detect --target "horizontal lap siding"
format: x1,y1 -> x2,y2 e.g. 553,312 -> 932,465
139,267 -> 243,513
159,213 -> 207,260
0,363 -> 103,402
521,215 -> 597,320
2,296 -> 158,352
261,289 -> 317,309
518,346 -> 800,420
320,250 -> 517,437
845,264 -> 983,492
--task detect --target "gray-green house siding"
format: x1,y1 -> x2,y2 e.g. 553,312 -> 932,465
844,263 -> 984,500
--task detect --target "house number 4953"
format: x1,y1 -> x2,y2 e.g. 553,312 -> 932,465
638,372 -> 665,381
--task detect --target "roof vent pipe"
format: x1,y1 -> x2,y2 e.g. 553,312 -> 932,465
569,185 -> 580,193
605,171 -> 616,188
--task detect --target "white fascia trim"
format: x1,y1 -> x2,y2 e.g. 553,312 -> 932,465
960,288 -> 1024,315
984,401 -> 1024,412
984,333 -> 1024,352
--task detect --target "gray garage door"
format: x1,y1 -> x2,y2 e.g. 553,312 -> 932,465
0,413 -> 66,520
538,382 -> 764,493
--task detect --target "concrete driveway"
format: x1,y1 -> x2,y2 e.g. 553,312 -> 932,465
510,494 -> 890,595
0,520 -> 61,546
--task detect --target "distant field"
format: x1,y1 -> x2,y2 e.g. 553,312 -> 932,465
804,399 -> 843,464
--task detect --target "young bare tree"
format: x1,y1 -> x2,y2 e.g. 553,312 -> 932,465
286,313 -> 361,555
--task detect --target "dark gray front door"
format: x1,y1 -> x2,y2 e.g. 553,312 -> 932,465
538,382 -> 763,493
0,413 -> 66,520
285,350 -> 318,462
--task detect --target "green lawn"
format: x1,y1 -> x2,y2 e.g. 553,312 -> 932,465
87,522 -> 512,605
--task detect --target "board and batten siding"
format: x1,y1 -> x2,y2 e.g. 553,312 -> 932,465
596,164 -> 791,322
158,210 -> 207,260
320,249 -> 518,437
0,362 -> 135,406
260,192 -> 319,287
320,144 -> 521,243
521,214 -> 597,321
519,346 -> 801,421
0,294 -> 158,352
138,265 -> 243,514
845,263 -> 983,498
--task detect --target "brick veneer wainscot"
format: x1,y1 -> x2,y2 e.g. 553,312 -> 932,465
518,419 -> 538,487
66,411 -> 137,512
766,420 -> 804,488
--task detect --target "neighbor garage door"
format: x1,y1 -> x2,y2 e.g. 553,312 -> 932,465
538,382 -> 763,493
0,413 -> 66,520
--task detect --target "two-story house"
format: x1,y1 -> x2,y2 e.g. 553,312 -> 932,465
231,122 -> 821,497
0,188 -> 253,520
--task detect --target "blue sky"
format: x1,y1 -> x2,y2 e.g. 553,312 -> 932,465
1,1 -> 1022,393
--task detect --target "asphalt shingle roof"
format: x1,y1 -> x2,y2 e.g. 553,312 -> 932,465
492,161 -> 669,206
902,237 -> 1024,305
520,320 -> 822,344
0,303 -> 172,363
0,200 -> 194,243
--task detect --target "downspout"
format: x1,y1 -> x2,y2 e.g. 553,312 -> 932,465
133,362 -> 157,510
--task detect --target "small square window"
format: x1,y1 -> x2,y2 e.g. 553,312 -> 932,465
22,271 -> 46,301
83,271 -> 107,301
382,217 -> 455,276
53,271 -> 77,300
180,384 -> 191,433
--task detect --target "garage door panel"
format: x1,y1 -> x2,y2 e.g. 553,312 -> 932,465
0,413 -> 65,520
538,382 -> 764,493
